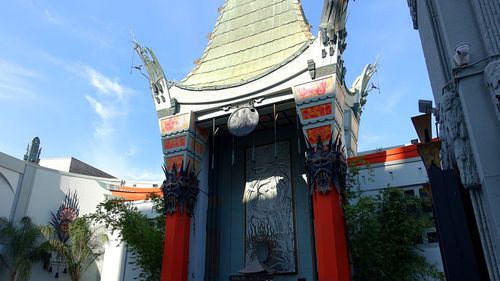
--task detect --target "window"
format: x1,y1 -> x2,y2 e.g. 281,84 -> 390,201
426,231 -> 438,243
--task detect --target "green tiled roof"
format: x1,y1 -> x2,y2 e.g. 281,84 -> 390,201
180,0 -> 312,88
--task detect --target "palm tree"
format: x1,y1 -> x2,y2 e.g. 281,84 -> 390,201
42,217 -> 107,281
0,216 -> 42,281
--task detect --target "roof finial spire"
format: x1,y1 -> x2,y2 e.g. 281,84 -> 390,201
132,39 -> 178,115
319,0 -> 349,46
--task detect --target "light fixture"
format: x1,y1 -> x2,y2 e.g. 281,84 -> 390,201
453,43 -> 471,66
418,99 -> 433,114
411,113 -> 441,169
411,113 -> 432,143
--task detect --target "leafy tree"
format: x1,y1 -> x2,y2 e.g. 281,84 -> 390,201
41,217 -> 107,281
87,194 -> 164,281
343,188 -> 444,281
0,216 -> 42,281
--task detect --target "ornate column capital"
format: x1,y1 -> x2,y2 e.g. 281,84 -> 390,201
161,163 -> 199,216
305,135 -> 347,194
158,111 -> 207,216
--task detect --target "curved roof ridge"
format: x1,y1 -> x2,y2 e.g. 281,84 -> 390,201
180,0 -> 312,88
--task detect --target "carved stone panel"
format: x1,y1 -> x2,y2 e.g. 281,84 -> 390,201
485,59 -> 500,122
243,142 -> 296,273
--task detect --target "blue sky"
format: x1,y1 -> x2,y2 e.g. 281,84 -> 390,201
0,1 -> 433,180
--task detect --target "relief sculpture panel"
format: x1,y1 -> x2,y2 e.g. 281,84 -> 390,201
243,142 -> 296,273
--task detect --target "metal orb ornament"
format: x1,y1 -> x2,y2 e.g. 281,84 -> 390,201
227,106 -> 259,136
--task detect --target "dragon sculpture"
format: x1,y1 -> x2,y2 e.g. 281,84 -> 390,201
305,134 -> 347,194
161,162 -> 199,215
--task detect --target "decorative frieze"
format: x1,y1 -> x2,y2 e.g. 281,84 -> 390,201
159,112 -> 193,137
293,76 -> 345,149
159,112 -> 207,173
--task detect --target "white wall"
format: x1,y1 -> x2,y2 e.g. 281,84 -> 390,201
355,157 -> 428,192
39,158 -> 72,172
0,151 -> 133,281
25,167 -> 122,281
0,152 -> 24,219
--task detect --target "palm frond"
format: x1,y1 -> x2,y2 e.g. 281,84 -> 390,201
0,216 -> 42,281
44,217 -> 107,281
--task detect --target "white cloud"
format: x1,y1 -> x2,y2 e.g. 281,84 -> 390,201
81,66 -> 161,181
82,66 -> 134,141
44,8 -> 58,23
0,59 -> 43,100
85,67 -> 126,99
94,126 -> 114,138
84,95 -> 119,120
38,6 -> 113,49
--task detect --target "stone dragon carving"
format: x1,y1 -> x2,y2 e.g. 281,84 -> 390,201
305,135 -> 347,194
161,162 -> 199,215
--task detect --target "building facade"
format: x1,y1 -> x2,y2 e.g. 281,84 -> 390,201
408,1 -> 500,279
131,1 -> 379,280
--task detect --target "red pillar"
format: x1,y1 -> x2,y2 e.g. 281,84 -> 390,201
161,212 -> 191,281
312,185 -> 351,281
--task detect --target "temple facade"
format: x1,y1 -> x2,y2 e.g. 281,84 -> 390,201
134,1 -> 375,280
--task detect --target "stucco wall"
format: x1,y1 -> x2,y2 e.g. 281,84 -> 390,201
0,152 -> 24,218
355,157 -> 428,192
0,152 -> 130,281
26,168 -> 119,281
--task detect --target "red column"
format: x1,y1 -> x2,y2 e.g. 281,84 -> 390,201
312,185 -> 351,281
161,212 -> 191,281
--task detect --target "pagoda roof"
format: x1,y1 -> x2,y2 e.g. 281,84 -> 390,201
179,0 -> 313,89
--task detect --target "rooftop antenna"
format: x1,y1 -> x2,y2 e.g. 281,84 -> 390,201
374,54 -> 382,95
129,30 -> 149,79
129,29 -> 136,75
